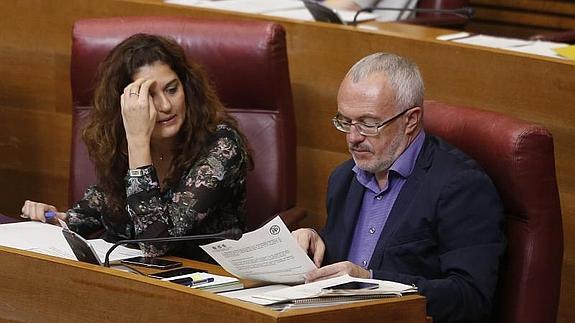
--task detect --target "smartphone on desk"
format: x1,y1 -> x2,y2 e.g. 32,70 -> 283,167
120,256 -> 182,269
148,267 -> 206,279
323,281 -> 379,291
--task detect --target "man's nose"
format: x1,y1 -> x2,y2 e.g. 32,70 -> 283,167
347,124 -> 366,143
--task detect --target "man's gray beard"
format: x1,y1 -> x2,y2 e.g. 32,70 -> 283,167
351,131 -> 405,175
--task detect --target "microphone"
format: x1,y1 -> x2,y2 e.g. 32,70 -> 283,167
352,6 -> 475,26
103,228 -> 243,267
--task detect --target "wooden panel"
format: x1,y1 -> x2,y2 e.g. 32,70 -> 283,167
0,107 -> 71,214
0,1 -> 574,322
0,246 -> 428,323
471,0 -> 575,16
296,147 -> 348,229
468,0 -> 575,37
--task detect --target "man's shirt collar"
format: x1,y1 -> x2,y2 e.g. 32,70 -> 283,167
353,130 -> 426,190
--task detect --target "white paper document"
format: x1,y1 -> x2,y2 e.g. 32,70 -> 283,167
504,40 -> 569,59
263,8 -> 376,23
437,33 -> 569,59
166,0 -> 304,13
245,274 -> 416,305
0,221 -> 143,262
89,238 -> 144,261
200,216 -> 316,284
219,284 -> 290,302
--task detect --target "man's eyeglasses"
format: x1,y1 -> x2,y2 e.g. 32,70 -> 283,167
332,108 -> 413,137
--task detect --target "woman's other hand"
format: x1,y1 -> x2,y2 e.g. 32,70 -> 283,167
20,200 -> 66,225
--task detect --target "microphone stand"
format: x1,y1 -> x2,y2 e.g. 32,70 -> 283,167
352,7 -> 475,26
104,229 -> 242,267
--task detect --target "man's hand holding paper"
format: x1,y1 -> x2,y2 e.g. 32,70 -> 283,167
200,216 -> 316,284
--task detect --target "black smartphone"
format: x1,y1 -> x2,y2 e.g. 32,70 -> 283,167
120,256 -> 182,269
323,281 -> 379,290
148,267 -> 206,279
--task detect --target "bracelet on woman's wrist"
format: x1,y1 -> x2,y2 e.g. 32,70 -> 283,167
128,165 -> 153,177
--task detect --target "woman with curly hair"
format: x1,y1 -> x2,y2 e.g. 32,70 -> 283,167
21,34 -> 251,260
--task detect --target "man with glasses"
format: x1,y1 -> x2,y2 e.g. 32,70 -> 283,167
292,53 -> 505,323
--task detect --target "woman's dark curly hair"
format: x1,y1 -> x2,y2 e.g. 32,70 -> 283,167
83,33 -> 250,220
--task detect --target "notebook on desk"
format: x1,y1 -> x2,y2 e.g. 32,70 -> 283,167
0,221 -> 143,265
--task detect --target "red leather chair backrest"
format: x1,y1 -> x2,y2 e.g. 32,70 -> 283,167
70,16 -> 297,230
405,0 -> 470,27
423,100 -> 563,323
417,0 -> 468,11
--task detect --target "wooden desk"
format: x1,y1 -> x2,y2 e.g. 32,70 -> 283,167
0,246 -> 427,323
0,1 -> 573,322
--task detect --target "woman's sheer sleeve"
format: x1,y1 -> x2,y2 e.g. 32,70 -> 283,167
66,186 -> 107,238
126,126 -> 248,256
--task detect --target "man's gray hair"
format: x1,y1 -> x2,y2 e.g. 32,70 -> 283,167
346,53 -> 424,111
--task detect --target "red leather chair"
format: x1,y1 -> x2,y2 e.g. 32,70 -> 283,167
423,100 -> 563,323
401,0 -> 471,28
71,16 -> 305,231
530,30 -> 575,44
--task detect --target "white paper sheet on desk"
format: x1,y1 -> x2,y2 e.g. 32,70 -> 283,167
452,34 -> 532,48
219,284 -> 290,303
164,0 -> 232,5
262,8 -> 315,21
504,40 -> 569,60
0,221 -> 143,262
250,274 -> 416,305
439,34 -> 569,59
200,216 -> 316,284
164,0 -> 206,5
166,0 -> 304,13
264,8 -> 376,23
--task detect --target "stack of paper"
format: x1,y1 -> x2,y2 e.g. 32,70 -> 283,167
0,221 -> 143,262
436,32 -> 570,60
165,0 -> 304,14
221,274 -> 416,310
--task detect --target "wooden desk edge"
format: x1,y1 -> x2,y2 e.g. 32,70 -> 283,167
0,245 -> 427,322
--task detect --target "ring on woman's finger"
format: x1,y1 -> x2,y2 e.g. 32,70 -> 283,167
129,92 -> 139,96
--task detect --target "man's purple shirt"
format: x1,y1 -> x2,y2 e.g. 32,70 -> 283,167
347,131 -> 425,269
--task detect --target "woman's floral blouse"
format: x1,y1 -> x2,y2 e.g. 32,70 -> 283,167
66,124 -> 248,256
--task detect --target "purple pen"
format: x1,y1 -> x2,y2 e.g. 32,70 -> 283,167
44,211 -> 56,220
